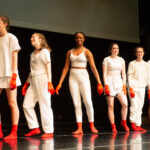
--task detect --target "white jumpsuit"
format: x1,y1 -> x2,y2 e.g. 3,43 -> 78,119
0,33 -> 21,88
102,56 -> 125,96
23,48 -> 54,133
69,49 -> 94,122
127,60 -> 149,126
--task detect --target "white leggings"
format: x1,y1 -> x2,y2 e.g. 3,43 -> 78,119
23,74 -> 54,133
129,87 -> 145,126
69,69 -> 94,122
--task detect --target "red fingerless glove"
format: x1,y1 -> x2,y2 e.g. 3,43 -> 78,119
48,82 -> 55,95
9,73 -> 17,90
122,85 -> 127,95
55,84 -> 62,95
130,88 -> 135,98
105,85 -> 110,96
97,83 -> 103,95
22,82 -> 29,96
148,89 -> 150,100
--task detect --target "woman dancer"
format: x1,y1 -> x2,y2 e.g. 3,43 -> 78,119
128,46 -> 149,131
56,32 -> 103,134
102,43 -> 129,132
22,33 -> 55,138
0,15 -> 21,139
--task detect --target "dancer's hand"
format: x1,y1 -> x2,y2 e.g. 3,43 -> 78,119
97,83 -> 103,95
55,84 -> 61,95
22,82 -> 29,96
48,82 -> 55,95
130,88 -> 135,98
9,73 -> 17,90
104,85 -> 110,96
122,85 -> 127,95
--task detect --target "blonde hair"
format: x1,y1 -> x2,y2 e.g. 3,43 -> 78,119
34,33 -> 51,52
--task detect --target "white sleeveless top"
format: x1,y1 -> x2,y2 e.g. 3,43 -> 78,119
70,49 -> 88,67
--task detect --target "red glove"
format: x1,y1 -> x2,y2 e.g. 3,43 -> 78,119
55,84 -> 62,95
48,82 -> 55,95
97,83 -> 103,95
22,82 -> 29,96
122,85 -> 127,95
9,73 -> 17,90
105,85 -> 110,96
148,89 -> 150,100
130,88 -> 135,98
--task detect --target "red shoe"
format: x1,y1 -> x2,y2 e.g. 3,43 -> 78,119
131,123 -> 140,131
72,122 -> 83,135
121,120 -> 130,132
41,133 -> 53,138
0,124 -> 3,138
136,126 -> 147,132
24,128 -> 41,137
3,125 -> 18,140
89,122 -> 98,134
111,124 -> 117,133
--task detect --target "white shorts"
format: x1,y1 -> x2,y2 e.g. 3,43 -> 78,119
105,76 -> 123,96
0,77 -> 21,88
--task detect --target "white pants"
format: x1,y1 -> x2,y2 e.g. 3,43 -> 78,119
23,74 -> 54,133
129,87 -> 145,126
69,69 -> 94,122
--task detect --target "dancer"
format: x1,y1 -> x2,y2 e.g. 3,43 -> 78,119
102,43 -> 129,133
0,15 -> 21,139
128,46 -> 149,131
56,32 -> 103,134
22,33 -> 55,138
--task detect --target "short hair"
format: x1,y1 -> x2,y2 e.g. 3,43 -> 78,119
74,32 -> 86,41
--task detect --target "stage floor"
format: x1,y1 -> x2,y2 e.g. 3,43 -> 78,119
1,119 -> 150,150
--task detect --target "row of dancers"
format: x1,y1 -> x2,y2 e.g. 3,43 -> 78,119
0,15 -> 149,140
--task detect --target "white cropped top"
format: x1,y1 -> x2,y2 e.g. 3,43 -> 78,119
70,49 -> 88,67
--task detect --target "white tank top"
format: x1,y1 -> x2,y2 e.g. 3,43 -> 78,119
70,49 -> 88,67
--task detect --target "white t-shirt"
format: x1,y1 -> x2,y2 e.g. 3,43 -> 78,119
102,56 -> 125,76
0,33 -> 21,77
30,48 -> 51,77
127,60 -> 149,88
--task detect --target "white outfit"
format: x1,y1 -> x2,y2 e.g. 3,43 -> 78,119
0,33 -> 21,88
127,60 -> 149,126
102,56 -> 125,96
69,49 -> 94,122
23,48 -> 54,133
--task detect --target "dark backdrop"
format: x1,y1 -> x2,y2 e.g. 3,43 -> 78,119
0,0 -> 150,129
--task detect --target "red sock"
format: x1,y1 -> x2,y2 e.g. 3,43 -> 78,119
0,124 -> 3,138
24,128 -> 41,137
136,126 -> 147,132
3,125 -> 18,140
131,123 -> 140,131
111,124 -> 117,133
121,120 -> 130,132
41,133 -> 53,138
89,122 -> 98,134
72,122 -> 83,135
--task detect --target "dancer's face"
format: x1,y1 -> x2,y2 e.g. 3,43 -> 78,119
110,44 -> 119,56
75,33 -> 85,46
0,18 -> 7,35
30,33 -> 41,48
136,47 -> 144,59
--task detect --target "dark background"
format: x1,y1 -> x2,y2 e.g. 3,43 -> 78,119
0,0 -> 150,129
